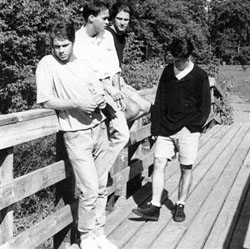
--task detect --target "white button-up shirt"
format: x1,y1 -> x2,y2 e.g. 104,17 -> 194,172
74,26 -> 121,81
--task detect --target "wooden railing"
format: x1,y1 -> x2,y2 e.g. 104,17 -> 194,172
205,77 -> 226,127
0,79 -> 225,249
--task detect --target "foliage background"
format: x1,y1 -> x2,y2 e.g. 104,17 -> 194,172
2,0 -> 249,114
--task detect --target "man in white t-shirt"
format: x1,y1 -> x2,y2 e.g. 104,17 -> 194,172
36,20 -> 117,249
74,1 -> 130,180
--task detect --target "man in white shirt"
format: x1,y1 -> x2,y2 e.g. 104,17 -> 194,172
74,0 -> 130,183
36,20 -> 117,249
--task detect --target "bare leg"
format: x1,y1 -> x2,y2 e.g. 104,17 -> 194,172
178,165 -> 193,203
125,94 -> 151,121
151,157 -> 168,206
121,80 -> 152,121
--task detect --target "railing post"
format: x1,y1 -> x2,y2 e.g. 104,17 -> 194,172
0,147 -> 14,245
113,147 -> 129,197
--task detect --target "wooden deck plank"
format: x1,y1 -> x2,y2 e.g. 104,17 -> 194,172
120,126 -> 233,249
229,174 -> 250,249
171,125 -> 250,249
149,124 -> 247,249
104,124 -> 226,239
107,125 -> 237,248
126,125 -> 239,249
203,147 -> 250,249
106,125 -> 226,234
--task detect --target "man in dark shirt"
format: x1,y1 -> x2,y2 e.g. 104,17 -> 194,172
106,1 -> 151,121
132,38 -> 211,222
106,2 -> 130,66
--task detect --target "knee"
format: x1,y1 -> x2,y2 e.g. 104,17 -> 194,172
125,101 -> 140,121
154,157 -> 168,172
141,100 -> 151,113
79,184 -> 99,202
98,186 -> 108,199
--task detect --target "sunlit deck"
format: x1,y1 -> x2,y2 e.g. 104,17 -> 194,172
105,124 -> 250,249
1,85 -> 250,249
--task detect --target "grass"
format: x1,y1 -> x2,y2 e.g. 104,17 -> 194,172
219,65 -> 250,102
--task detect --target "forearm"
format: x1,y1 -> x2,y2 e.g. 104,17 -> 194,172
42,98 -> 79,111
112,73 -> 121,90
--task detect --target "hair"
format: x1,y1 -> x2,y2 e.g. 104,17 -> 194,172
169,38 -> 194,58
82,0 -> 110,21
50,20 -> 75,44
110,1 -> 131,20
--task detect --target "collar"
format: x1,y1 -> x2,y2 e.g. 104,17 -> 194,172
174,61 -> 194,80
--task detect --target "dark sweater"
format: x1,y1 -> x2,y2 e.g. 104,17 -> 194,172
106,26 -> 127,67
151,63 -> 211,136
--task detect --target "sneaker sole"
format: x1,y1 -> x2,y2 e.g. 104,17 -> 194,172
132,209 -> 159,221
173,216 -> 186,222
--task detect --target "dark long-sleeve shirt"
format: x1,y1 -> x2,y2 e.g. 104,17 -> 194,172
151,63 -> 211,136
106,26 -> 127,67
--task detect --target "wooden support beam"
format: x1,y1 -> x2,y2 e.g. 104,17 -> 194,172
0,148 -> 14,245
0,205 -> 74,249
0,109 -> 58,150
0,160 -> 67,210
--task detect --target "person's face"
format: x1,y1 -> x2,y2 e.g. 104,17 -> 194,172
52,38 -> 73,63
173,56 -> 190,71
92,9 -> 109,33
114,10 -> 130,33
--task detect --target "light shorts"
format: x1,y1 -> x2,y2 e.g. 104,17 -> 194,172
154,127 -> 200,165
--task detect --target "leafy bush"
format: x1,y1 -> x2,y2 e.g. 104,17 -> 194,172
13,135 -> 57,242
0,0 -> 84,114
214,76 -> 234,125
200,57 -> 234,125
122,58 -> 162,90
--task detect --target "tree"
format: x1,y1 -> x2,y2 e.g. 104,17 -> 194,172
0,0 -> 212,113
124,0 -> 210,63
209,0 -> 250,64
0,0 -> 84,113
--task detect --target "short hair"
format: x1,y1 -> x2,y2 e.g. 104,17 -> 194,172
110,1 -> 131,20
82,0 -> 110,22
169,38 -> 194,58
50,20 -> 75,44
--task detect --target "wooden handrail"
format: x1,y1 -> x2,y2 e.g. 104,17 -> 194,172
0,88 -> 156,249
0,80 -> 225,248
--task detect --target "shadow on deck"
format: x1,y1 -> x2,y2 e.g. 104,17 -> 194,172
105,124 -> 250,249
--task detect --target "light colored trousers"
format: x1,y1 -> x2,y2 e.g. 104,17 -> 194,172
105,108 -> 130,172
103,94 -> 130,173
63,122 -> 109,238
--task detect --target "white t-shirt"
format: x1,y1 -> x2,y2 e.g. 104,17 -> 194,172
36,55 -> 105,131
74,26 -> 121,81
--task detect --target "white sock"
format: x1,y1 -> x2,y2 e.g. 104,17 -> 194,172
151,200 -> 161,207
176,200 -> 185,206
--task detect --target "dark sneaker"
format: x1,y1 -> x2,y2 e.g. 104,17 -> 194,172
132,203 -> 160,221
173,204 -> 186,222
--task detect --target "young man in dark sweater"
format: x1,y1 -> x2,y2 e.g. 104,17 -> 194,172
132,38 -> 211,222
106,1 -> 151,121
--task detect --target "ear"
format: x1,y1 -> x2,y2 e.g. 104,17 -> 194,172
88,14 -> 95,23
51,47 -> 55,56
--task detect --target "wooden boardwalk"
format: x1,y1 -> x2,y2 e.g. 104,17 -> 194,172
105,124 -> 250,249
